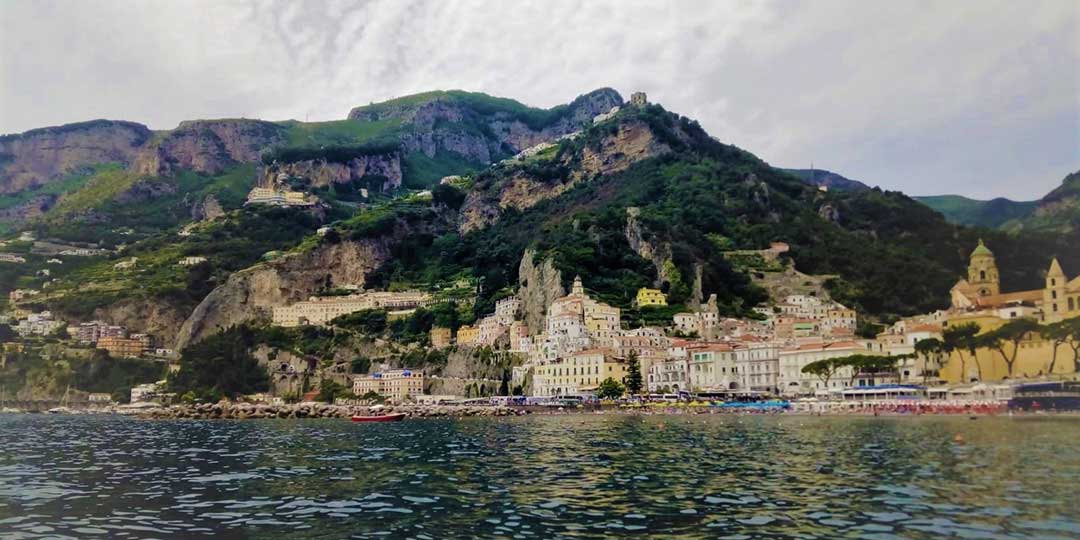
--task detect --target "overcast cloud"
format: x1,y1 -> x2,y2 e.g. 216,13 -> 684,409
0,0 -> 1076,199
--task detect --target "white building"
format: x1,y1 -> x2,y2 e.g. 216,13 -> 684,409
178,256 -> 207,266
777,341 -> 865,397
648,357 -> 690,393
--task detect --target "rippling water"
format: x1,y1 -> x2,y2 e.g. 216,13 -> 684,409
1,414 -> 1078,539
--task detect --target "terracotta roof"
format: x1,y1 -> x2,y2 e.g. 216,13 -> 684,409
908,324 -> 942,333
974,289 -> 1043,307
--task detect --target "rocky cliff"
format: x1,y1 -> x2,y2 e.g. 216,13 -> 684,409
624,207 -> 672,287
515,249 -> 565,335
265,153 -> 404,192
91,298 -> 191,349
490,89 -> 624,151
459,117 -> 674,233
350,88 -> 623,164
175,237 -> 396,349
0,120 -> 151,193
134,119 -> 285,176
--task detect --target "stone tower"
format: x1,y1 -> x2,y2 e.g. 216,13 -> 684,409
967,239 -> 1000,298
571,275 -> 584,296
630,92 -> 648,107
1044,257 -> 1067,320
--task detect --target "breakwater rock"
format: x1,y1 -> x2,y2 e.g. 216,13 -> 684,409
123,402 -> 527,420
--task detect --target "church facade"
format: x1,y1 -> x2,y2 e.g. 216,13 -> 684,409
949,240 -> 1079,323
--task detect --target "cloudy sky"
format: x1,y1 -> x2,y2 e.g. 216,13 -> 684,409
1,0 -> 1076,199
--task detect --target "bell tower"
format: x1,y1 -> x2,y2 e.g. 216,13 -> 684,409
967,239 -> 999,298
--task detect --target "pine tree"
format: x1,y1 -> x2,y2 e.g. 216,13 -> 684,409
625,350 -> 643,395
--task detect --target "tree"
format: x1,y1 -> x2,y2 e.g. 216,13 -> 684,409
168,326 -> 269,401
1041,321 -> 1071,375
943,322 -> 981,381
914,338 -> 944,384
624,351 -> 643,395
596,377 -> 625,400
802,357 -> 844,389
315,378 -> 352,403
350,356 -> 371,374
1056,317 -> 1080,373
983,318 -> 1040,378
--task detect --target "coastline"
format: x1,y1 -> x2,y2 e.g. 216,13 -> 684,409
4,402 -> 1079,420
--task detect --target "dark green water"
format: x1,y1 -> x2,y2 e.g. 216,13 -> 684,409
0,414 -> 1078,539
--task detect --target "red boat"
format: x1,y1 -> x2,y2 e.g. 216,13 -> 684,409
350,412 -> 406,423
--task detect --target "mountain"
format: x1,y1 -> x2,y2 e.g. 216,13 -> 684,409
914,195 -> 1039,229
0,88 -> 622,237
915,170 -> 1079,233
1,90 -> 1076,353
781,168 -> 870,192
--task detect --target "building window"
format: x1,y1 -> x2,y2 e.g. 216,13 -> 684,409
1052,290 -> 1058,299
980,270 -> 986,280
1052,278 -> 1057,286
1070,297 -> 1076,311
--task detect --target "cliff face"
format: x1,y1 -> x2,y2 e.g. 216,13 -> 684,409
91,298 -> 191,349
350,89 -> 623,165
489,88 -> 623,151
624,206 -> 672,287
175,237 -> 395,349
267,153 -> 404,192
134,119 -> 286,176
516,249 -> 565,335
0,120 -> 151,193
459,117 -> 673,233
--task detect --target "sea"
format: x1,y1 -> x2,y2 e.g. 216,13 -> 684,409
0,413 -> 1078,539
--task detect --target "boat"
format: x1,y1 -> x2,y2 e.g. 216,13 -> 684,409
350,413 -> 406,423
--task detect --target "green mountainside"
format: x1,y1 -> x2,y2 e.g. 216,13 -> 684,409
913,171 -> 1078,233
0,89 -> 1075,362
914,195 -> 1039,229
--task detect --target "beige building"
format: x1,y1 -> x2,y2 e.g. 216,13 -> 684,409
98,334 -> 151,358
430,327 -> 452,348
352,369 -> 425,401
456,324 -> 479,346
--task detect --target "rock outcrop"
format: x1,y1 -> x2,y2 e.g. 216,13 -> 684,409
349,88 -> 623,164
175,237 -> 395,349
90,298 -> 191,349
134,119 -> 285,176
190,194 -> 225,221
265,153 -> 404,192
489,88 -> 624,151
0,120 -> 151,194
516,249 -> 565,335
624,207 -> 672,287
461,117 -> 674,234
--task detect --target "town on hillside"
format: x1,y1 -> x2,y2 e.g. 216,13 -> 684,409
2,240 -> 1078,413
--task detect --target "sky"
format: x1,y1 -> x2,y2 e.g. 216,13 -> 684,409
0,0 -> 1076,200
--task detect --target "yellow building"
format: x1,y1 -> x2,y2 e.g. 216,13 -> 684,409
456,325 -> 479,346
634,288 -> 668,307
531,349 -> 627,397
352,369 -> 425,402
939,313 -> 1074,383
430,327 -> 452,349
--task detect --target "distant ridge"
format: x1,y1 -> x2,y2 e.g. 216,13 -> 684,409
781,168 -> 870,192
